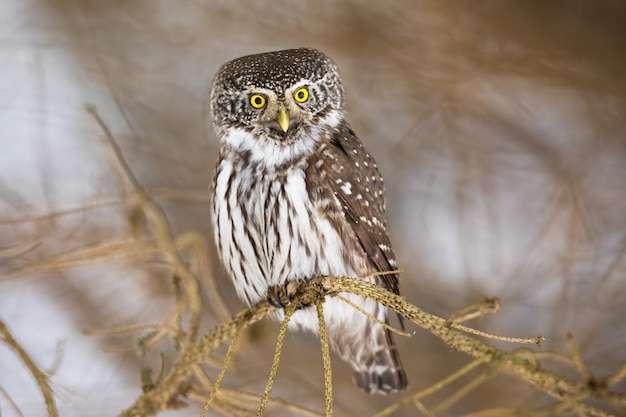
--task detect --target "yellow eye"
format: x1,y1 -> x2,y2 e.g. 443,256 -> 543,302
250,94 -> 266,109
293,87 -> 309,103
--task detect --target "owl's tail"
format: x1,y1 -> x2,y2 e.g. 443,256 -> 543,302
350,325 -> 408,395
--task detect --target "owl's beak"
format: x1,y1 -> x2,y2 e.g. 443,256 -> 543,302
277,105 -> 290,132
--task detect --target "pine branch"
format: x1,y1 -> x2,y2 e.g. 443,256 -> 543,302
118,275 -> 626,417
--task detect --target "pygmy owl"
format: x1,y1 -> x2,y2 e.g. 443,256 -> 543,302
210,48 -> 407,394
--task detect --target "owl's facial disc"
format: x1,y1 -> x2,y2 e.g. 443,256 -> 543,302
210,48 -> 346,166
247,86 -> 315,137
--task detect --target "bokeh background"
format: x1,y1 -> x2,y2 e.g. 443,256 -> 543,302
1,1 -> 625,416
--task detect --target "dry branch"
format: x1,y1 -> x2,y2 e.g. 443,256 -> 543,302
0,320 -> 59,417
119,276 -> 626,417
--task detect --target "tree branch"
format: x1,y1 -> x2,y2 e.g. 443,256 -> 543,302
118,275 -> 626,417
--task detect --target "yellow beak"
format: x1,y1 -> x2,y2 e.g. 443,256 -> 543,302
277,105 -> 290,132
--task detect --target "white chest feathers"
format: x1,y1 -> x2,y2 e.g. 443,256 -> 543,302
213,159 -> 363,306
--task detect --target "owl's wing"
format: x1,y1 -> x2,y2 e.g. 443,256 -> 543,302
321,124 -> 400,296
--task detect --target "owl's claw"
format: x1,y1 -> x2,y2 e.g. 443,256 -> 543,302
266,286 -> 288,308
266,281 -> 309,309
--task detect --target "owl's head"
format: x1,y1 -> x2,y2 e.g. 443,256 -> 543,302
210,48 -> 346,167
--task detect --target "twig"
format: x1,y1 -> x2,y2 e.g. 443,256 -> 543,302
450,322 -> 544,346
87,104 -> 203,341
605,362 -> 626,388
0,384 -> 25,417
0,239 -> 41,258
0,320 -> 58,417
257,303 -> 297,416
200,320 -> 244,416
411,399 -> 436,417
119,301 -> 273,416
319,277 -> 625,414
316,300 -> 333,417
197,386 -> 324,417
431,368 -> 498,415
447,297 -> 501,324
567,332 -> 591,381
335,294 -> 411,337
373,358 -> 487,417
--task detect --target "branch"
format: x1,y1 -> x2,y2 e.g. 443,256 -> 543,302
0,319 -> 59,417
119,303 -> 274,416
87,105 -> 210,341
118,275 -> 626,416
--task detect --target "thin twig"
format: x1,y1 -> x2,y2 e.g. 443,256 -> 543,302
0,384 -> 25,417
320,277 -> 625,413
567,332 -> 591,381
87,105 -> 203,340
0,239 -> 42,258
316,300 -> 333,417
0,320 -> 58,417
0,240 -> 165,282
119,302 -> 273,417
411,399 -> 436,417
335,294 -> 411,337
447,297 -> 501,324
605,362 -> 626,387
44,339 -> 66,376
373,358 -> 487,417
431,368 -> 498,415
450,322 -> 544,346
207,387 -> 325,417
200,320 -> 244,416
257,303 -> 297,416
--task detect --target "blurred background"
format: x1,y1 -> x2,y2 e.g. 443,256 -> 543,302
1,1 -> 625,416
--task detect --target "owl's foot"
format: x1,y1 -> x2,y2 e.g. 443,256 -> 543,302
266,281 -> 310,309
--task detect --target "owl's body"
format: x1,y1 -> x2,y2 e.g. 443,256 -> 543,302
210,48 -> 407,394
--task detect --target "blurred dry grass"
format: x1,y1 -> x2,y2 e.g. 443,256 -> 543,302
1,1 -> 625,416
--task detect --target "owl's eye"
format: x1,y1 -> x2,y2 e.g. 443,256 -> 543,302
250,94 -> 266,109
293,87 -> 309,103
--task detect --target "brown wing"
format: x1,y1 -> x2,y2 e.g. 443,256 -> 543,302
320,122 -> 400,296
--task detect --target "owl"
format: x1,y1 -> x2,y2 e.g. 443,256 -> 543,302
210,48 -> 407,395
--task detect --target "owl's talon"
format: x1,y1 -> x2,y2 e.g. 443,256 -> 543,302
284,282 -> 295,303
266,289 -> 283,308
274,286 -> 284,306
266,285 -> 289,308
266,281 -> 310,309
286,281 -> 312,308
